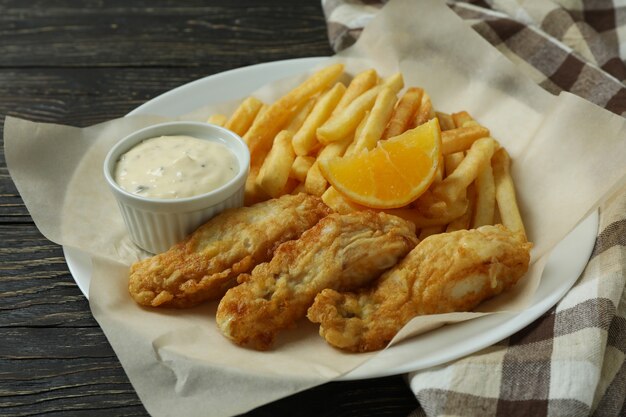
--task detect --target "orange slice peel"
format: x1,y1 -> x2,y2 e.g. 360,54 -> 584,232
319,118 -> 442,209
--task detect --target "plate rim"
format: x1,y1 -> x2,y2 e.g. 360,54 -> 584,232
62,56 -> 599,380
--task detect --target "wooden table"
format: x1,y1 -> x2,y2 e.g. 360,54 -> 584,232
0,1 -> 420,415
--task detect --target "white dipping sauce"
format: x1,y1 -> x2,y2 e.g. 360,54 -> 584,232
114,135 -> 238,199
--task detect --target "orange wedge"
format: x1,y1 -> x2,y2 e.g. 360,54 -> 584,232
318,118 -> 442,209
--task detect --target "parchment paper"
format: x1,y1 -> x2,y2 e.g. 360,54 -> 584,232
5,0 -> 626,416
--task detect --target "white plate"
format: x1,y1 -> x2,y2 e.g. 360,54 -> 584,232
63,57 -> 598,380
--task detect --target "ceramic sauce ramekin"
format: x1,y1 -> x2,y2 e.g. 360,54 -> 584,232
103,121 -> 249,254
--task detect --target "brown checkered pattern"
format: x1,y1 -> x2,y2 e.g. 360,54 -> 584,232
322,0 -> 626,415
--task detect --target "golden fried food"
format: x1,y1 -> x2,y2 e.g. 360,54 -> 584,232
128,194 -> 331,308
307,225 -> 531,352
129,64 -> 532,355
215,211 -> 419,350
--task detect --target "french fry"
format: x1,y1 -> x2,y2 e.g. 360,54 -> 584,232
332,68 -> 378,116
382,72 -> 404,93
446,184 -> 476,232
278,63 -> 345,110
492,148 -> 526,239
321,186 -> 361,213
206,114 -> 227,126
441,125 -> 490,155
286,98 -> 316,134
246,63 -> 344,167
291,182 -> 306,195
351,87 -> 397,153
344,141 -> 356,157
255,104 -> 269,119
245,166 -> 269,205
383,87 -> 423,139
413,186 -> 466,223
344,110 -> 369,156
452,111 -> 478,127
414,190 -> 448,218
445,152 -> 465,177
280,177 -> 300,195
472,163 -> 495,228
225,96 -> 264,136
240,104 -> 268,145
384,197 -> 468,228
436,111 -> 455,131
494,203 -> 502,224
244,100 -> 292,165
256,130 -> 296,198
449,111 -> 482,204
305,138 -> 352,196
293,82 -> 346,156
413,91 -> 434,127
317,73 -> 404,144
303,163 -> 326,196
445,214 -> 469,232
318,137 -> 353,161
290,155 -> 316,182
433,137 -> 496,203
316,86 -> 380,144
355,110 -> 370,139
435,152 -> 445,183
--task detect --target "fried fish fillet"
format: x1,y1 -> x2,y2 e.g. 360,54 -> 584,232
215,211 -> 419,350
307,225 -> 532,352
128,193 -> 331,308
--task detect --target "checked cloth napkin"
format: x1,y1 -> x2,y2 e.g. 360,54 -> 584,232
322,1 -> 626,416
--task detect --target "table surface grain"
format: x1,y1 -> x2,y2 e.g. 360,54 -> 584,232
0,1 -> 420,416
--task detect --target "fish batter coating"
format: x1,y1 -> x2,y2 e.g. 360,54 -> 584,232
128,194 -> 331,308
307,225 -> 532,352
215,211 -> 419,350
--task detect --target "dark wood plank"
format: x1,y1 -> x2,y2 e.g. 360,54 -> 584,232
244,376 -> 418,417
0,173 -> 25,223
0,356 -> 145,416
0,1 -> 333,67
0,358 -> 417,417
0,327 -> 121,358
0,67 -> 232,126
0,221 -> 147,415
0,224 -> 95,328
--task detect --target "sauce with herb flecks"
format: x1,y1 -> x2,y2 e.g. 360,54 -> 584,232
114,135 -> 238,199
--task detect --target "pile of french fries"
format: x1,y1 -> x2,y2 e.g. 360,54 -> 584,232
207,63 -> 526,240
